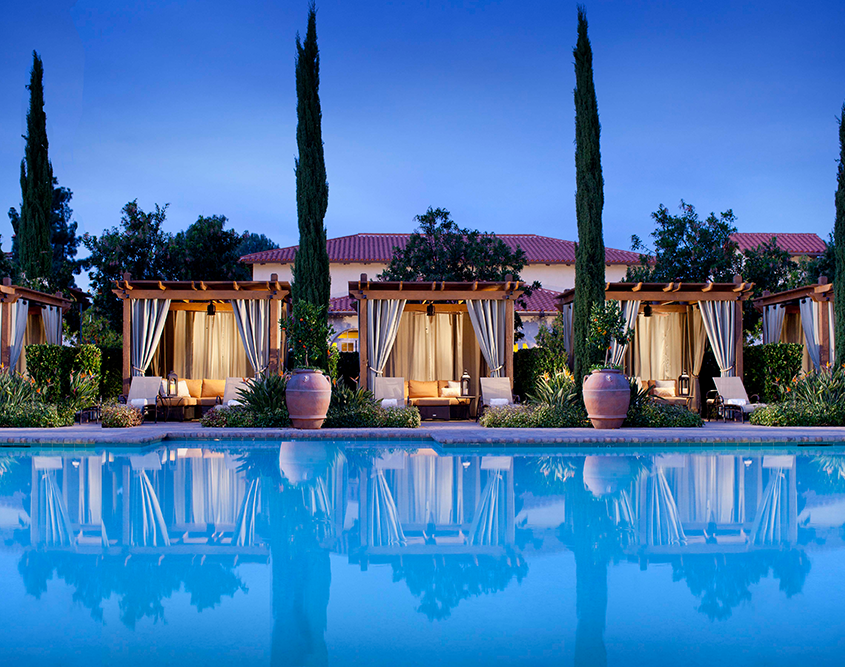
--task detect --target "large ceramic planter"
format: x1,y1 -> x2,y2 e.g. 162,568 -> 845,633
285,369 -> 332,429
582,368 -> 630,430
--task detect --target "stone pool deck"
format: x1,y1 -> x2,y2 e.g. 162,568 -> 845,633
2,420 -> 845,448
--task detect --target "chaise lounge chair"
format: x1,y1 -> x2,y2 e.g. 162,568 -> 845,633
710,376 -> 766,422
373,377 -> 407,408
478,377 -> 519,419
121,376 -> 164,423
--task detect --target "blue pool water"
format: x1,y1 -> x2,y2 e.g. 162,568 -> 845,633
1,441 -> 845,666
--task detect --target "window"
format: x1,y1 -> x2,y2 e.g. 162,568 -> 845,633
335,329 -> 358,353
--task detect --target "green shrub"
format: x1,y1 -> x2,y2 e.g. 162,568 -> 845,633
513,348 -> 540,399
97,346 -> 123,399
101,404 -> 144,428
26,344 -> 102,400
237,373 -> 287,412
480,403 -> 588,428
0,372 -> 42,407
744,343 -> 803,403
0,402 -> 68,428
527,370 -> 578,408
535,313 -> 570,375
748,365 -> 845,427
626,402 -> 704,428
202,405 -> 291,428
378,406 -> 421,428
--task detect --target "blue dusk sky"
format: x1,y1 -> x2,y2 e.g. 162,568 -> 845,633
1,0 -> 844,269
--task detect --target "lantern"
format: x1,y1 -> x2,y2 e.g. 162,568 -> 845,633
461,369 -> 471,396
167,371 -> 179,397
207,302 -> 217,317
678,370 -> 691,397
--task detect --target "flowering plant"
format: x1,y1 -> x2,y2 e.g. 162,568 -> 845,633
585,301 -> 634,370
281,301 -> 336,372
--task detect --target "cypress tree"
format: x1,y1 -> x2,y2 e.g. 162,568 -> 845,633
573,7 -> 606,383
19,51 -> 54,283
835,103 -> 845,365
292,3 -> 330,308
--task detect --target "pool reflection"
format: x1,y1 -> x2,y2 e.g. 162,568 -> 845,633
2,444 -> 844,664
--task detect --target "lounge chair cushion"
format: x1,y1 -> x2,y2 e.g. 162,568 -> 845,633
184,379 -> 203,398
408,380 -> 439,398
202,379 -> 225,398
130,398 -> 151,408
413,397 -> 452,407
489,398 -> 510,407
725,398 -> 748,406
381,398 -> 399,408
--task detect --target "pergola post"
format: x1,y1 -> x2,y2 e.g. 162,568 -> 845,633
0,283 -> 11,370
122,293 -> 132,395
505,297 -> 515,383
358,274 -> 369,390
734,298 -> 744,379
268,273 -> 280,374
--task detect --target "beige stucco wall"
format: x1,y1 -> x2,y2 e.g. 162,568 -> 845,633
252,261 -> 631,297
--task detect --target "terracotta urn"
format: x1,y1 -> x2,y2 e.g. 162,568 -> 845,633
583,455 -> 633,497
582,368 -> 630,429
285,369 -> 332,429
278,441 -> 329,483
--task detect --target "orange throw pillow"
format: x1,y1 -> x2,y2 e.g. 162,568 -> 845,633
184,379 -> 203,398
408,380 -> 438,398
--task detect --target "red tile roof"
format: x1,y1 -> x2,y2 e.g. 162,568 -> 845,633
731,232 -> 826,256
241,233 -> 641,265
328,287 -> 562,315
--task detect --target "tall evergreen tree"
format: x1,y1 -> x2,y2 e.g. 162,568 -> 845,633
573,7 -> 606,382
835,103 -> 845,365
19,51 -> 54,283
292,3 -> 330,308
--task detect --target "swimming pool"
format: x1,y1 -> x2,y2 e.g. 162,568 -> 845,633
1,440 -> 844,666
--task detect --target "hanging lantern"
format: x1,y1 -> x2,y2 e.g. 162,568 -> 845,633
207,301 -> 217,317
426,302 -> 435,318
678,370 -> 691,397
166,371 -> 179,397
461,369 -> 471,396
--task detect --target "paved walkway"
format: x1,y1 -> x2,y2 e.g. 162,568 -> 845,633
3,419 -> 845,448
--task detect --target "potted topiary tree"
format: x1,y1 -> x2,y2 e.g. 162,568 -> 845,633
582,301 -> 635,429
281,302 -> 335,429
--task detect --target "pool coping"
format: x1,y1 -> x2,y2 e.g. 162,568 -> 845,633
4,421 -> 845,448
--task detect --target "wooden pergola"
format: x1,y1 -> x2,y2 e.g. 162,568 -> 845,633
557,277 -> 755,377
349,275 -> 524,390
113,273 -> 290,392
0,278 -> 71,368
753,277 -> 833,365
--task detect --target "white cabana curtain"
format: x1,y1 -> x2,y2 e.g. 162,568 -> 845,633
367,299 -> 406,387
231,299 -> 270,376
9,298 -> 29,371
168,311 -> 251,379
467,299 -> 507,378
699,301 -> 737,376
634,312 -> 683,381
762,304 -> 785,345
369,469 -> 406,547
689,306 -> 708,412
610,300 -> 640,367
751,468 -> 788,546
131,299 -> 171,376
647,468 -> 687,546
42,305 -> 62,345
385,312 -> 465,381
799,298 -> 822,371
234,478 -> 261,547
468,470 -> 506,546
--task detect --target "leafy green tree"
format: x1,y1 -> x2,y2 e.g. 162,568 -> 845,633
836,104 -> 845,365
292,3 -> 330,309
738,237 -> 807,337
535,313 -> 571,376
237,232 -> 279,259
49,182 -> 81,291
380,207 -> 540,336
82,200 -> 176,330
10,178 -> 82,290
806,234 -> 835,284
18,51 -> 53,283
627,201 -> 739,282
381,207 -> 531,283
171,215 -> 249,281
573,7 -> 606,385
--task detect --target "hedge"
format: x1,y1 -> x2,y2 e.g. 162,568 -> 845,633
744,343 -> 803,403
26,344 -> 102,398
97,346 -> 123,399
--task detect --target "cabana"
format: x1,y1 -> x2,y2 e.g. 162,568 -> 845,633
557,277 -> 755,410
753,278 -> 833,372
114,274 -> 290,394
349,276 -> 523,410
0,278 -> 71,374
